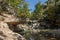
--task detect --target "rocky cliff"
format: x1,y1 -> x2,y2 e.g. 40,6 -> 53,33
0,22 -> 26,40
0,0 -> 26,40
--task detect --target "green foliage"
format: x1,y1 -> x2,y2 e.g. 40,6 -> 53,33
6,0 -> 24,16
31,2 -> 46,20
45,0 -> 60,27
6,0 -> 24,8
6,0 -> 31,18
22,3 -> 30,18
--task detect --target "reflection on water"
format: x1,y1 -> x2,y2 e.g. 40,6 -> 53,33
30,37 -> 34,40
23,29 -> 60,40
24,31 -> 43,40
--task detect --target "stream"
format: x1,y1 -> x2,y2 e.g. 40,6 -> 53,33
24,29 -> 60,40
19,21 -> 60,40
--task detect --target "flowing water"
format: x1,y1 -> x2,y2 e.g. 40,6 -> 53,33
24,29 -> 60,40
20,22 -> 60,40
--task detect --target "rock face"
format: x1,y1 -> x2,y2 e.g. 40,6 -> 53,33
0,22 -> 26,40
0,12 -> 26,40
0,13 -> 26,40
0,12 -> 20,25
17,24 -> 29,31
0,0 -> 26,40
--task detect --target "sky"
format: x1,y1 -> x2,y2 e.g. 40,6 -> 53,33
25,0 -> 47,13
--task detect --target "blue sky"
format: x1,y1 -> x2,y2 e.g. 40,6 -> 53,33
25,0 -> 47,13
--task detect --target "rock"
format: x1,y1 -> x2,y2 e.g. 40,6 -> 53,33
0,13 -> 20,25
0,1 -> 26,40
0,22 -> 26,40
0,15 -> 4,21
32,23 -> 40,29
0,0 -> 5,3
9,25 -> 24,33
17,24 -> 29,31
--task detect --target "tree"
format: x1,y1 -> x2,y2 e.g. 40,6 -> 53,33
31,2 -> 46,20
5,0 -> 31,19
22,2 -> 30,18
6,0 -> 24,15
44,0 -> 60,29
6,0 -> 24,8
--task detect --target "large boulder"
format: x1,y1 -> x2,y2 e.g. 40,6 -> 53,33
0,22 -> 26,40
0,13 -> 20,25
17,24 -> 29,31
